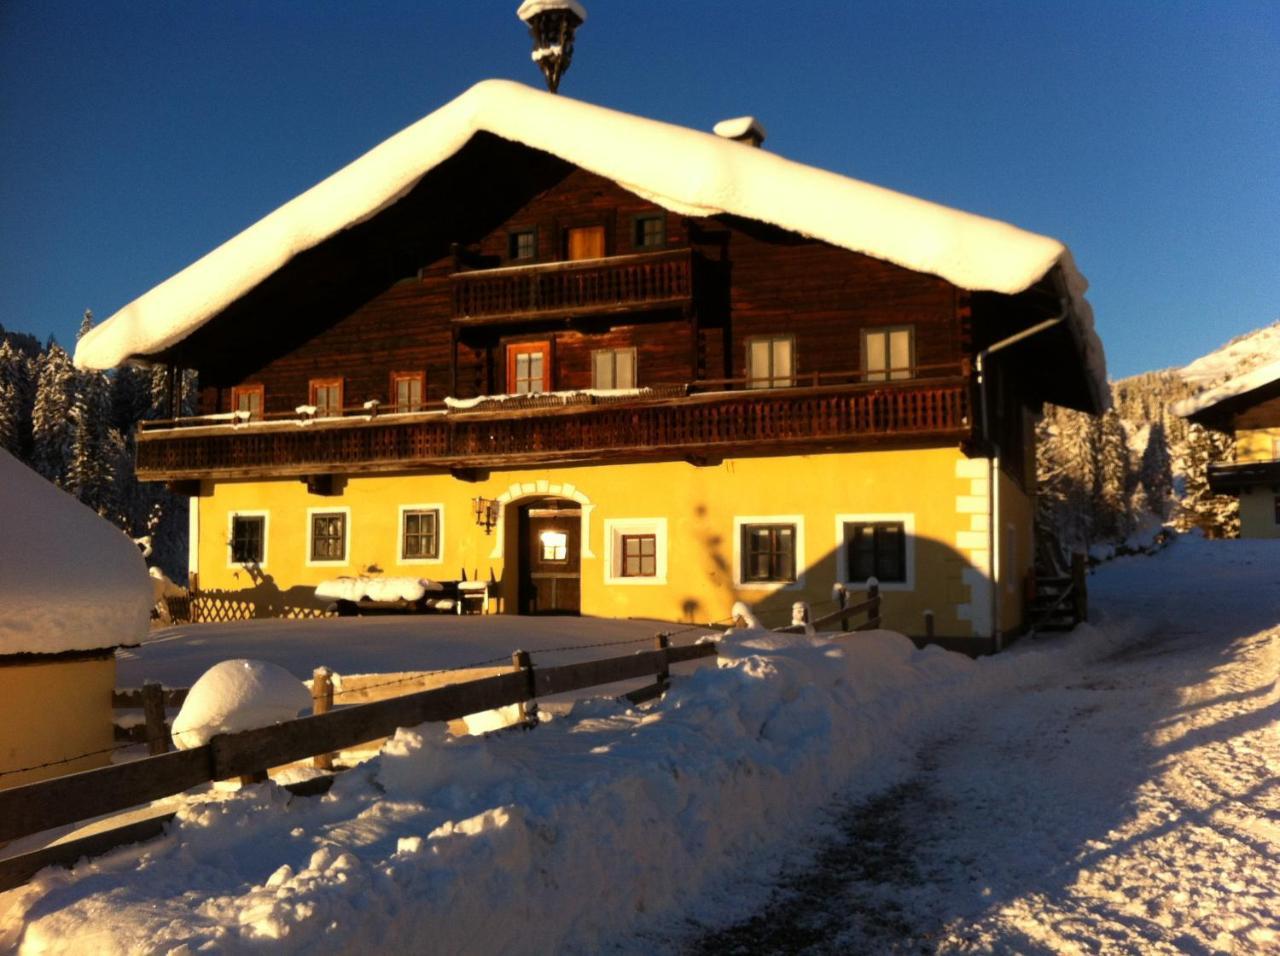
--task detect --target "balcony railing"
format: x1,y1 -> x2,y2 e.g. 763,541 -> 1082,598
135,375 -> 971,481
451,248 -> 694,324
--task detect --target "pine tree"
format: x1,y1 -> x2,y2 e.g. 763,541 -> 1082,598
1093,409 -> 1134,540
1138,420 -> 1174,517
1176,423 -> 1240,537
31,344 -> 77,484
67,366 -> 115,515
0,340 -> 23,456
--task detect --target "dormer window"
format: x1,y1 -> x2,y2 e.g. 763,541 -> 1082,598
509,229 -> 537,262
633,214 -> 665,250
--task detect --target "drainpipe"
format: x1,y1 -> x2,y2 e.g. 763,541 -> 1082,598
975,311 -> 1068,650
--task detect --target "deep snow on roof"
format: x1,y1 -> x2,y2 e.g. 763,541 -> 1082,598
0,451 -> 152,655
1173,357 -> 1280,419
75,79 -> 1106,399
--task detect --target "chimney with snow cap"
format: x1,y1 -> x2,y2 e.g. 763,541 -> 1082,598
713,116 -> 767,148
517,0 -> 586,94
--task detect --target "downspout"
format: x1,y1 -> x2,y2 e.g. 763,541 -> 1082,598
975,311 -> 1068,650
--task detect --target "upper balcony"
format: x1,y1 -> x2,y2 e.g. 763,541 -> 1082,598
451,248 -> 695,325
135,367 -> 972,482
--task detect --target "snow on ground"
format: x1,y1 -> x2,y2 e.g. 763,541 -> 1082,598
3,536 -> 1274,953
682,534 -> 1280,954
116,614 -> 683,689
0,450 -> 152,655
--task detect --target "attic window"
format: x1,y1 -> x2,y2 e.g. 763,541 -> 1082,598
509,229 -> 537,261
633,214 -> 665,250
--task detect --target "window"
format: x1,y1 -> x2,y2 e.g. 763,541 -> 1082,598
229,513 -> 266,566
402,508 -> 440,560
863,327 -> 914,382
633,214 -> 665,250
390,371 -> 425,412
509,229 -> 537,261
741,524 -> 796,583
565,224 -> 606,261
592,347 -> 637,389
231,384 -> 263,420
309,378 -> 343,417
309,511 -> 347,563
507,341 -> 550,394
620,534 -> 657,577
540,530 -> 568,561
604,518 -> 668,585
844,521 -> 906,584
746,336 -> 794,389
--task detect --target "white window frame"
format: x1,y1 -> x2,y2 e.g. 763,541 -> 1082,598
305,506 -> 351,567
835,512 -> 915,592
732,514 -> 805,591
397,504 -> 445,565
226,509 -> 269,570
603,518 -> 668,585
862,326 -> 915,382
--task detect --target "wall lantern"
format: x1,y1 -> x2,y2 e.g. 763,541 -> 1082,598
517,0 -> 586,94
473,496 -> 500,534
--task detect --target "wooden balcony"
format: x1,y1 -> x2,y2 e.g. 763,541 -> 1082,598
451,248 -> 694,324
135,377 -> 971,481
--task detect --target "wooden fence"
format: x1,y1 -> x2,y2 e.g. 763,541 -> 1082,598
1,589 -> 883,891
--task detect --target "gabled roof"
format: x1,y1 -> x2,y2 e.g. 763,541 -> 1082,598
1174,358 -> 1280,424
75,78 -> 1106,400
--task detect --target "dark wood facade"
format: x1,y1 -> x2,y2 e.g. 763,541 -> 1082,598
140,135 -> 1073,482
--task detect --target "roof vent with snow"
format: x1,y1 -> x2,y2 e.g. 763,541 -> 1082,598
517,0 -> 587,94
713,116 -> 767,148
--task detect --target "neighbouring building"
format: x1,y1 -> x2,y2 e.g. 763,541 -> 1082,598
75,80 -> 1107,651
0,451 -> 152,790
1176,359 -> 1280,539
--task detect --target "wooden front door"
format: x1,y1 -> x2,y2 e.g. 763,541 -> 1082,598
519,503 -> 581,614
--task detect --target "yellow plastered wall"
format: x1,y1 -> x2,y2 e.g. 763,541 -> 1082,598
1239,488 -> 1280,539
1235,427 -> 1280,463
195,447 -> 1019,639
0,654 -> 115,791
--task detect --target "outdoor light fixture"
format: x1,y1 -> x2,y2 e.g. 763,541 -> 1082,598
517,0 -> 586,94
473,496 -> 500,534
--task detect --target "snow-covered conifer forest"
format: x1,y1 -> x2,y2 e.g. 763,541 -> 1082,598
0,315 -> 194,578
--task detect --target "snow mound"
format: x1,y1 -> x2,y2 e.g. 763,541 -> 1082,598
170,659 -> 312,749
74,78 -> 1104,403
314,576 -> 441,603
0,450 -> 152,655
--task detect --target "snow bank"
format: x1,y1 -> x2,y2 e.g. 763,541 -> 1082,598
169,659 -> 312,749
0,450 -> 152,656
73,79 -> 1104,402
12,613 -> 1148,952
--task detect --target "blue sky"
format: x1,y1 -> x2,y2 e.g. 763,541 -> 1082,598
1,1 -> 1276,378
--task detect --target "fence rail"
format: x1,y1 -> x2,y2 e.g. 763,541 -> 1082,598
1,587 -> 886,889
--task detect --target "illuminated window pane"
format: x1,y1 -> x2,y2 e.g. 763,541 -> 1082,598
540,530 -> 568,561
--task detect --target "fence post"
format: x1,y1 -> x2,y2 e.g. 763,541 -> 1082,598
867,579 -> 881,629
924,609 -> 935,640
512,650 -> 538,728
655,633 -> 671,684
312,667 -> 334,771
1071,552 -> 1088,623
141,682 -> 169,756
835,583 -> 850,632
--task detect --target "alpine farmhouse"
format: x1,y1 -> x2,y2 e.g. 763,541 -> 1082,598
75,80 -> 1108,652
1177,360 -> 1280,539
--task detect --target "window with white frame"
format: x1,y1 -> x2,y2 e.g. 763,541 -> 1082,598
309,511 -> 347,563
228,512 -> 268,567
836,513 -> 915,590
592,347 -> 637,389
401,508 -> 440,561
604,518 -> 668,585
741,523 -> 797,582
863,326 -> 914,381
746,336 -> 794,389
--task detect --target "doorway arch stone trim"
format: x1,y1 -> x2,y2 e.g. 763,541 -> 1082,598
488,481 -> 595,561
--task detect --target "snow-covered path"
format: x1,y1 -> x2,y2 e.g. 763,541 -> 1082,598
689,538 -> 1280,953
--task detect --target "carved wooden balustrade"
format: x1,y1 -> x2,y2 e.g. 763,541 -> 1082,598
451,248 -> 694,323
135,377 -> 971,481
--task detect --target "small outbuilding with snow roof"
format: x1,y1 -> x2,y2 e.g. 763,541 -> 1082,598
0,451 -> 154,790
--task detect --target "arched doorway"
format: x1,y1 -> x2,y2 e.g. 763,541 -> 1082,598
517,497 -> 582,614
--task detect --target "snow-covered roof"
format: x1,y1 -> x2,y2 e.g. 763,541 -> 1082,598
1173,357 -> 1280,420
0,451 -> 153,655
75,79 -> 1106,400
517,0 -> 587,22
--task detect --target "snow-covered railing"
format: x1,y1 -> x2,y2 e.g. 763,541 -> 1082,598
135,374 -> 971,480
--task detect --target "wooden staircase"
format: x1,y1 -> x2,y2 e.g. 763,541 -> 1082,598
1029,553 -> 1088,633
